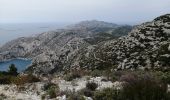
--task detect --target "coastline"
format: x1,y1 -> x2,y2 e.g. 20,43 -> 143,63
0,57 -> 32,63
0,58 -> 32,72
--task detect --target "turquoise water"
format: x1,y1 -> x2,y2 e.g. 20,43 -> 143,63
0,59 -> 32,72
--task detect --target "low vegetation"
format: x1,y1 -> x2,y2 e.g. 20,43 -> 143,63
119,73 -> 169,100
0,93 -> 7,100
12,74 -> 40,86
86,82 -> 98,91
63,68 -> 88,81
92,71 -> 170,100
93,88 -> 120,100
0,64 -> 40,85
61,69 -> 170,100
67,92 -> 85,100
42,82 -> 59,99
1,64 -> 170,100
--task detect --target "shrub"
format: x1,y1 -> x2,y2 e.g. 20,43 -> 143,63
101,78 -> 108,82
161,72 -> 170,84
62,90 -> 85,100
43,82 -> 58,91
47,87 -> 57,99
0,64 -> 19,84
41,94 -> 46,100
104,70 -> 120,82
119,72 -> 168,100
0,93 -> 7,100
93,88 -> 120,100
90,70 -> 122,82
86,82 -> 98,91
64,71 -> 81,81
43,83 -> 59,99
93,71 -> 170,100
8,64 -> 18,76
67,92 -> 85,100
79,88 -> 94,97
154,71 -> 170,84
90,70 -> 103,77
0,76 -> 13,84
12,74 -> 40,85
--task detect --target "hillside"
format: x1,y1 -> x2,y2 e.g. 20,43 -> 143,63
0,20 -> 132,74
1,14 -> 170,75
80,14 -> 170,71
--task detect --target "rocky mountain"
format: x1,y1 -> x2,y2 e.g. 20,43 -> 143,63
0,20 -> 132,74
80,14 -> 170,71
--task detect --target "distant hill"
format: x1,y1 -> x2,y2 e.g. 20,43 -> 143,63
67,20 -> 118,30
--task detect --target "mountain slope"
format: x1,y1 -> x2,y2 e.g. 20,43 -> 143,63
80,14 -> 170,71
0,20 -> 132,74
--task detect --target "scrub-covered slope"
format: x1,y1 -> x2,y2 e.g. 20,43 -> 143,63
82,14 -> 170,71
0,20 -> 132,74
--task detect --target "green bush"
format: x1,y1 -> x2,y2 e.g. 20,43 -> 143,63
12,74 -> 40,85
47,87 -> 57,99
8,64 -> 18,76
67,92 -> 85,100
90,70 -> 103,77
162,72 -> 170,84
41,94 -> 46,100
0,93 -> 7,100
90,70 -> 123,82
153,71 -> 170,84
119,73 -> 169,100
43,82 -> 58,91
93,71 -> 170,100
79,88 -> 94,97
86,82 -> 98,91
0,64 -> 19,84
103,70 -> 120,82
0,75 -> 14,84
43,83 -> 59,99
93,88 -> 120,100
64,72 -> 81,81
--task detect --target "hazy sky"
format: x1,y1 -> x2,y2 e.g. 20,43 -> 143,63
0,0 -> 170,24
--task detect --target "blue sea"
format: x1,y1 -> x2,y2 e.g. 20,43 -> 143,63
0,22 -> 69,46
0,58 -> 32,72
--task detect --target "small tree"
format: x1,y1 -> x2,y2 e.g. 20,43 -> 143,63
8,64 -> 18,76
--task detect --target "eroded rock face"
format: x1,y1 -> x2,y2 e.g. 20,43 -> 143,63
81,14 -> 170,71
0,21 -> 131,74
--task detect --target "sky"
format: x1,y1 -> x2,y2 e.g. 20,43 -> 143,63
0,0 -> 170,24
